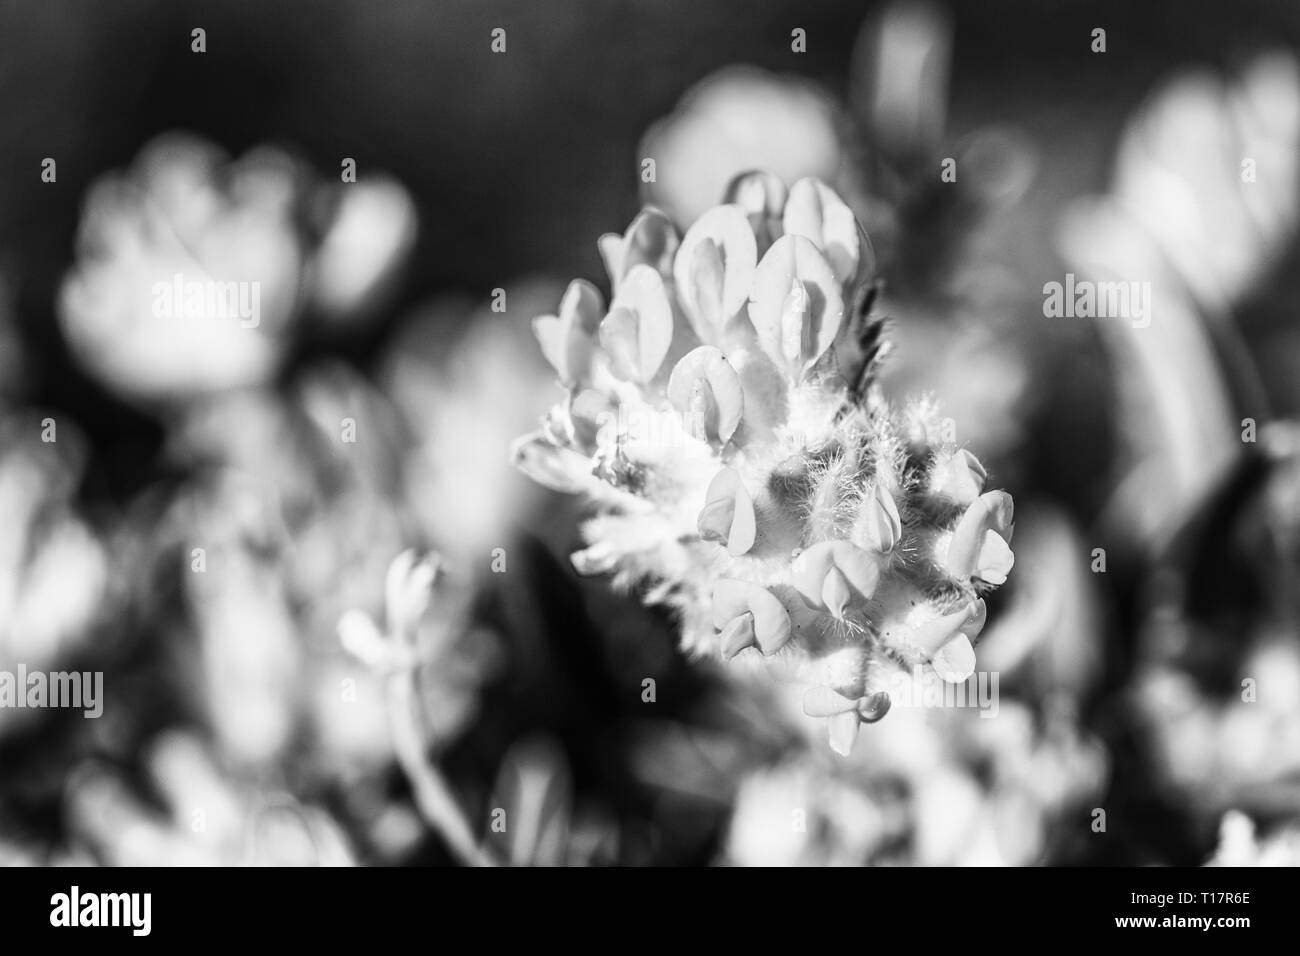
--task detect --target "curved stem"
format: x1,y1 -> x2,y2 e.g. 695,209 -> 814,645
387,669 -> 496,867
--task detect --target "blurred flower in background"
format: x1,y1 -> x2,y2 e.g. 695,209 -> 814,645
58,133 -> 415,405
725,695 -> 1106,865
0,415 -> 108,698
640,66 -> 851,228
1059,51 -> 1300,547
66,731 -> 353,866
1054,53 -> 1300,862
379,285 -> 560,571
1207,810 -> 1300,866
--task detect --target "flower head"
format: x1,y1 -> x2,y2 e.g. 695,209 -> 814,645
514,173 -> 1014,753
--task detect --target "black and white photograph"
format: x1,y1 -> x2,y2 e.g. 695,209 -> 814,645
0,0 -> 1296,911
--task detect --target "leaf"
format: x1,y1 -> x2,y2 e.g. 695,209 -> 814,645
748,235 -> 844,378
489,735 -> 572,867
672,204 -> 757,344
666,346 -> 744,443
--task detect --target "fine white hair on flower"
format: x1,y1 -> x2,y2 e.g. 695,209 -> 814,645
514,171 -> 1015,754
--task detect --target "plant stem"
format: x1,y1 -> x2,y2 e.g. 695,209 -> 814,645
388,669 -> 495,867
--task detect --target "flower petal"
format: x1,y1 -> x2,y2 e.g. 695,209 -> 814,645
932,634 -> 976,683
698,468 -> 756,555
600,207 -> 678,289
973,530 -> 1015,585
532,279 -> 604,386
821,566 -> 854,620
724,169 -> 787,249
857,691 -> 892,723
711,578 -> 752,627
337,609 -> 392,667
782,177 -> 861,285
827,711 -> 861,756
672,204 -> 757,343
945,490 -> 1015,579
792,540 -> 880,609
570,542 -> 619,576
599,265 -> 673,383
898,601 -> 981,657
596,233 -> 625,289
712,579 -> 792,653
748,591 -> 793,653
712,580 -> 790,660
666,346 -> 744,443
510,431 -> 595,494
597,306 -> 642,382
621,207 -> 679,280
802,685 -> 861,717
856,481 -> 902,552
384,549 -> 437,637
962,598 -> 989,639
930,448 -> 987,506
719,612 -> 757,660
749,235 -> 844,378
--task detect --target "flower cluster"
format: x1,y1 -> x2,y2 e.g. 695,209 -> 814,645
59,133 -> 415,405
514,173 -> 1015,753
